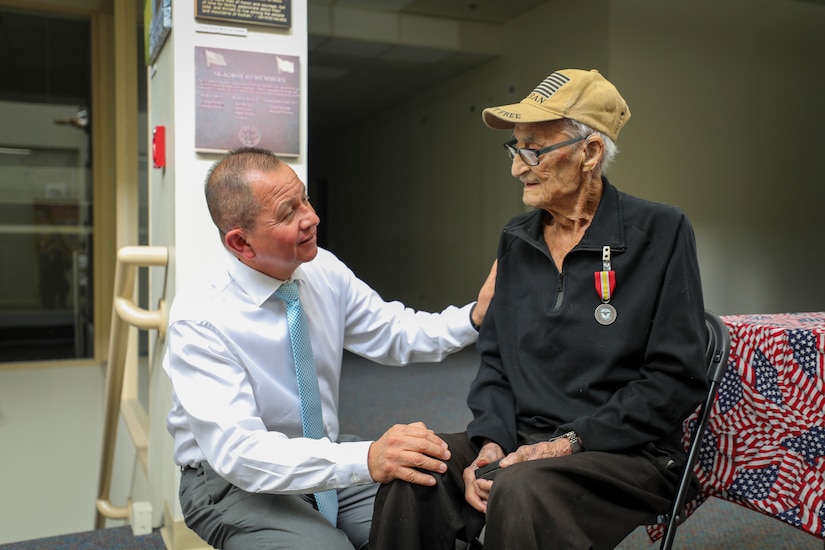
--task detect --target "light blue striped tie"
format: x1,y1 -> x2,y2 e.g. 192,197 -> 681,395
275,281 -> 338,526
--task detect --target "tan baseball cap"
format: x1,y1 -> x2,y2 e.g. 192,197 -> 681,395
482,69 -> 631,141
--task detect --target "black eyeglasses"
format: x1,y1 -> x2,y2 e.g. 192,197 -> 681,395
503,135 -> 589,166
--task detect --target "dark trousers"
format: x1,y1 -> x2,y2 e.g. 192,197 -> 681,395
369,432 -> 685,550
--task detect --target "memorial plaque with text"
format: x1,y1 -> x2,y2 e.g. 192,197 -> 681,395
195,0 -> 290,29
195,47 -> 300,155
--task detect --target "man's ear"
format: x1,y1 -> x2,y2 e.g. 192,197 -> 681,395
225,228 -> 255,259
581,137 -> 604,173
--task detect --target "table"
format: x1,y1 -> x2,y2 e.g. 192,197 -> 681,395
649,312 -> 825,540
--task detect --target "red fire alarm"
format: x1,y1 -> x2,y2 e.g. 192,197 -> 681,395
152,125 -> 166,168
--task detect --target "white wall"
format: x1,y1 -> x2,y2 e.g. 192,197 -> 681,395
147,0 -> 310,536
163,3 -> 310,290
607,0 -> 825,315
320,0 -> 610,310
322,0 -> 825,316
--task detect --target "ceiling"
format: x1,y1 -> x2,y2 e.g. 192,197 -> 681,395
4,0 -> 821,141
307,0 -> 547,137
0,1 -> 545,139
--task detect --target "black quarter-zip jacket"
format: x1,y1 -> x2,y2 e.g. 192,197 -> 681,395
467,178 -> 708,455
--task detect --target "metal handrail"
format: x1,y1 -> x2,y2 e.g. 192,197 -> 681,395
95,246 -> 168,529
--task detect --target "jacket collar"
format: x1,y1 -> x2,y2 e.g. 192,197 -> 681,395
506,176 -> 627,253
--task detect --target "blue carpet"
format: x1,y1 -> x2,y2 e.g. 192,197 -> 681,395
0,527 -> 164,549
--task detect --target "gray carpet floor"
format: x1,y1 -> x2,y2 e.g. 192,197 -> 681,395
7,347 -> 821,549
339,346 -> 824,549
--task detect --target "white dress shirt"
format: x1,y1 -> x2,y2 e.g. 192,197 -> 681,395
164,247 -> 477,495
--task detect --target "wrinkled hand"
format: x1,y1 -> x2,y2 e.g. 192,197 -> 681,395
463,438 -> 575,513
472,260 -> 497,328
463,441 -> 505,513
368,422 -> 451,486
499,438 -> 573,467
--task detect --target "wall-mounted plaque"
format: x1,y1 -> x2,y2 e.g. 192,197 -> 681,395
195,47 -> 300,155
195,0 -> 290,29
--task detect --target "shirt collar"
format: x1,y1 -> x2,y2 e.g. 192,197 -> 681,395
220,248 -> 306,307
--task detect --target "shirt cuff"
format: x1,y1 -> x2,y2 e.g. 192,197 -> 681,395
334,440 -> 374,487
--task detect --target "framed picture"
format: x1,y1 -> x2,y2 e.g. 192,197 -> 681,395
145,0 -> 172,65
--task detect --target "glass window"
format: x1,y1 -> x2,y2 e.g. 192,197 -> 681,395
0,8 -> 92,362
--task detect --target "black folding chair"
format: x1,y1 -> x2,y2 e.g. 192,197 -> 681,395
654,309 -> 731,549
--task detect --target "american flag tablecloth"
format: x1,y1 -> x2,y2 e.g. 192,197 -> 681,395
648,312 -> 825,541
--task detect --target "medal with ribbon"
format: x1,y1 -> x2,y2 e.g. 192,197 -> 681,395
594,245 -> 617,325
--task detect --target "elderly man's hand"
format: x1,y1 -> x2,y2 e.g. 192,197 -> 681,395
463,441 -> 505,513
367,422 -> 450,486
500,438 -> 574,467
462,438 -> 575,512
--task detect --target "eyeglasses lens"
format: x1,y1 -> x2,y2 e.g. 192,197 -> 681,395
503,142 -> 538,166
519,150 -> 538,166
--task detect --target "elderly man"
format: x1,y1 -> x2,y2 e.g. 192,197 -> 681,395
163,148 -> 495,550
369,69 -> 708,549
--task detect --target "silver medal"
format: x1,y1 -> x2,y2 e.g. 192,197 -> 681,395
595,303 -> 617,325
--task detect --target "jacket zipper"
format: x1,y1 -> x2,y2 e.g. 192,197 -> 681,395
553,273 -> 564,310
504,225 -> 623,312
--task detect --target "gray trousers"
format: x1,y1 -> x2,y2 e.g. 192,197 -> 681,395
179,461 -> 377,550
